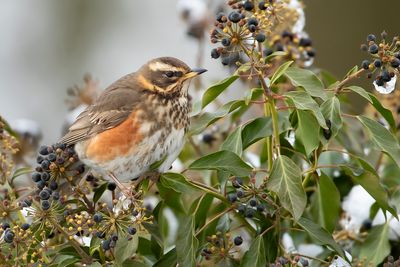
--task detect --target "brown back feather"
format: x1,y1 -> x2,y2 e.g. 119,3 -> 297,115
60,72 -> 144,145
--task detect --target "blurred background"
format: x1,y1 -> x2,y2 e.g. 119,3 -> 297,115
0,0 -> 399,144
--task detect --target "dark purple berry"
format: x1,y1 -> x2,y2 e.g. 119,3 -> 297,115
107,182 -> 117,191
243,1 -> 254,10
227,193 -> 237,203
32,172 -> 41,182
41,200 -> 51,210
216,12 -> 225,23
94,213 -> 103,223
4,231 -> 14,243
102,239 -> 111,250
368,44 -> 379,54
128,227 -> 137,235
36,156 -> 44,164
49,180 -> 58,190
391,58 -> 400,68
39,190 -> 50,200
48,153 -> 56,162
245,208 -> 255,218
236,189 -> 244,198
299,38 -> 312,47
247,18 -> 259,26
232,177 -> 243,188
221,38 -> 231,47
39,145 -> 49,155
361,60 -> 370,70
21,223 -> 30,230
41,160 -> 50,170
248,24 -> 257,32
234,236 -> 243,246
211,49 -> 220,59
367,34 -> 376,42
258,1 -> 267,10
228,11 -> 241,23
256,204 -> 265,212
374,59 -> 382,68
255,33 -> 266,43
41,172 -> 50,181
2,223 -> 10,230
249,198 -> 257,207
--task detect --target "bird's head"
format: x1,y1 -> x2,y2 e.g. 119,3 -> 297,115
137,57 -> 207,95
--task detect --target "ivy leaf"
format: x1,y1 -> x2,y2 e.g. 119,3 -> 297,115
344,65 -> 358,77
189,100 -> 244,135
241,115 -> 291,149
342,166 -> 397,217
368,93 -> 396,132
313,172 -> 341,233
189,150 -> 253,177
295,110 -> 320,155
357,115 -> 400,167
270,61 -> 293,86
114,235 -> 139,266
176,216 -> 198,267
11,167 -> 32,182
284,67 -> 327,100
359,223 -> 390,265
244,88 -> 263,105
321,96 -> 342,138
240,236 -> 266,267
221,126 -> 243,156
160,173 -> 197,194
93,182 -> 108,203
285,91 -> 328,129
265,51 -> 287,62
201,75 -> 239,109
154,248 -> 177,267
298,217 -> 346,259
267,155 -> 306,220
346,86 -> 373,103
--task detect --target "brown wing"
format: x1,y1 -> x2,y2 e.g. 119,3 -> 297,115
60,73 -> 144,145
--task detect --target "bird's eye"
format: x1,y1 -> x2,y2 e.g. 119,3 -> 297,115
175,71 -> 183,77
164,71 -> 174,78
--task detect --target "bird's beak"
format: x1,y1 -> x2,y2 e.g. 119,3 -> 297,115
183,68 -> 208,79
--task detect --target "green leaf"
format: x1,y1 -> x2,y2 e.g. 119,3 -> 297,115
114,235 -> 139,266
11,167 -> 32,182
270,61 -> 293,86
344,65 -> 358,77
189,150 -> 253,177
201,75 -> 239,109
285,91 -> 328,129
240,236 -> 266,267
265,51 -> 287,62
222,126 -> 243,156
313,172 -> 340,233
58,258 -> 79,267
241,115 -> 291,149
93,182 -> 108,203
297,217 -> 346,259
189,100 -> 244,135
346,86 -> 372,103
121,260 -> 149,267
359,223 -> 390,265
160,173 -> 197,194
368,93 -> 396,132
244,88 -> 263,105
284,67 -> 327,100
176,216 -> 198,267
296,110 -> 320,155
267,155 -> 306,220
321,96 -> 342,138
342,166 -> 396,217
357,115 -> 400,166
154,248 -> 177,267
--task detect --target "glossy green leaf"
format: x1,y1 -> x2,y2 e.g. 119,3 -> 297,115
296,110 -> 320,155
359,223 -> 390,265
115,235 -> 139,266
189,100 -> 244,135
201,75 -> 239,109
265,51 -> 287,62
314,172 -> 340,233
368,93 -> 396,132
241,115 -> 291,149
240,236 -> 266,267
357,115 -> 400,166
267,155 -> 306,220
342,166 -> 396,217
154,248 -> 177,267
346,86 -> 372,103
222,126 -> 243,156
344,65 -> 358,77
176,216 -> 198,267
93,182 -> 108,203
285,91 -> 328,129
284,67 -> 327,100
321,96 -> 342,138
270,61 -> 293,86
58,258 -> 79,267
189,150 -> 253,177
298,217 -> 346,258
244,88 -> 263,105
160,173 -> 197,194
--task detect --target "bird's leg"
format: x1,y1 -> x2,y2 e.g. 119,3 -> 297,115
108,172 -> 134,198
131,171 -> 161,188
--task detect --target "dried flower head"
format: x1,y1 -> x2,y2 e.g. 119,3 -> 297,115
0,117 -> 19,183
66,74 -> 100,110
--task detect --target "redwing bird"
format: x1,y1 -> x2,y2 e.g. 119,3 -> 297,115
60,57 -> 206,193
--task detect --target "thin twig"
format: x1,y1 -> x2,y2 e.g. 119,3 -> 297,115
195,207 -> 233,237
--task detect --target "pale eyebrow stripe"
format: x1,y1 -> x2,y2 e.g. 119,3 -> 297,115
148,62 -> 186,72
